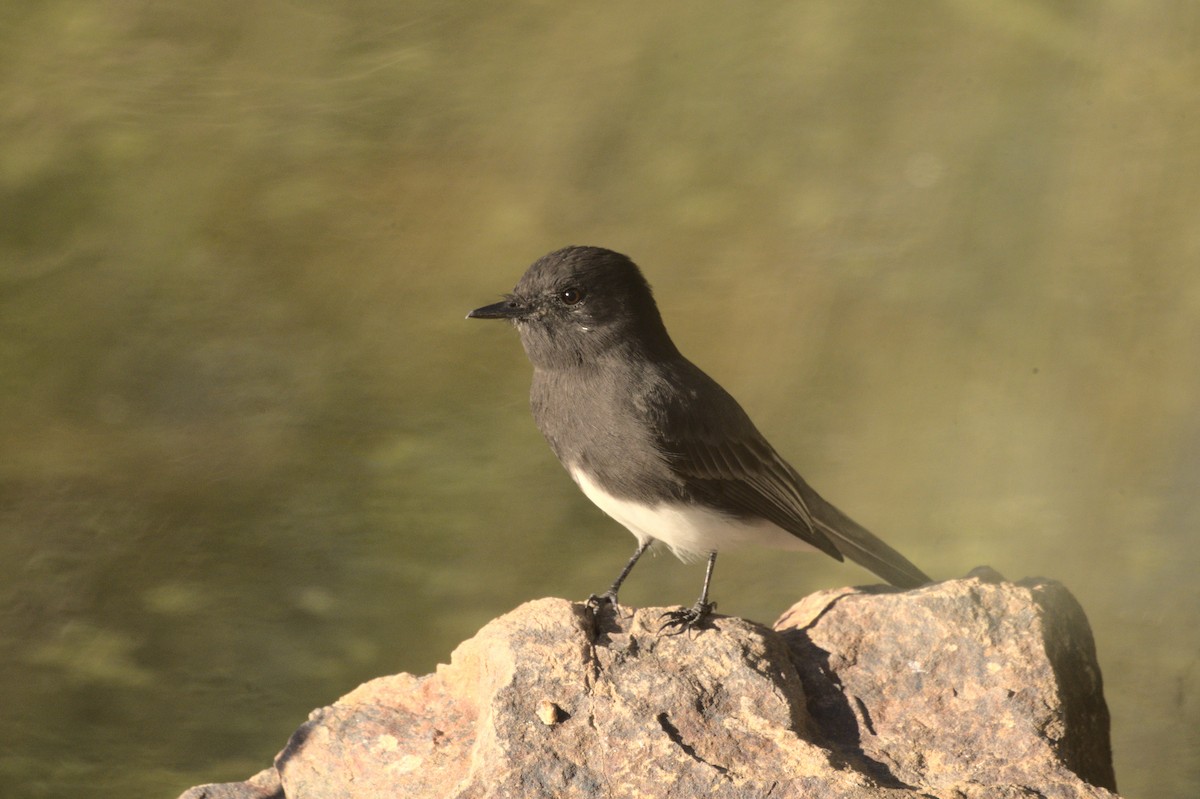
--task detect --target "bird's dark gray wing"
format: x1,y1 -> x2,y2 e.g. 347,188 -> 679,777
651,363 -> 930,589
654,387 -> 844,560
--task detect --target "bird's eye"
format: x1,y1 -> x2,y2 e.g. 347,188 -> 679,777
559,288 -> 584,305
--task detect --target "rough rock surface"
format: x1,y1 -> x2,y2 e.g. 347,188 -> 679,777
178,574 -> 1119,799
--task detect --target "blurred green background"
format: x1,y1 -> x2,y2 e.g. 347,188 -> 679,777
1,2 -> 1197,797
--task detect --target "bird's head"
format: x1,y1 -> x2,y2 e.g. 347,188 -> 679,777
468,246 -> 676,369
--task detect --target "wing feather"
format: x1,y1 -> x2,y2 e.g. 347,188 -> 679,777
647,362 -> 930,588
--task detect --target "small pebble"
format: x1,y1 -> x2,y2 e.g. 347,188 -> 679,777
536,699 -> 563,726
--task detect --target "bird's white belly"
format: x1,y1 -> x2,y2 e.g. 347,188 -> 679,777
570,466 -> 816,561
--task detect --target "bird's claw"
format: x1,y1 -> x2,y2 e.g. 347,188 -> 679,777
586,590 -> 620,613
658,601 -> 716,635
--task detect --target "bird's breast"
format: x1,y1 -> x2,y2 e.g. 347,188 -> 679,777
530,364 -> 679,500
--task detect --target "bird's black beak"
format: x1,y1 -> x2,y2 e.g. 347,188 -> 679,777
467,297 -> 528,320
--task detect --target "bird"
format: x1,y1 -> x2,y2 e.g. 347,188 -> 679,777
468,246 -> 930,631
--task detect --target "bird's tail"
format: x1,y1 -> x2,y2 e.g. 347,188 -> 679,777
804,487 -> 931,589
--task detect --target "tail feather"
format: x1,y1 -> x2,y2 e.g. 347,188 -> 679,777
805,490 -> 931,589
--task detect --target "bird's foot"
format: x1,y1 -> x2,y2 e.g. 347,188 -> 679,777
585,590 -> 626,636
586,589 -> 620,611
658,601 -> 716,635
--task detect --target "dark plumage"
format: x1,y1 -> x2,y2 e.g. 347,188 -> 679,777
469,246 -> 930,629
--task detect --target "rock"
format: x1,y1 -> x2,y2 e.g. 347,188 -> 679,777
177,575 -> 1119,799
177,767 -> 282,799
774,575 -> 1117,797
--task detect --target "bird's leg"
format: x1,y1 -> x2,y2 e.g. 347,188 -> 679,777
659,551 -> 718,634
588,539 -> 651,610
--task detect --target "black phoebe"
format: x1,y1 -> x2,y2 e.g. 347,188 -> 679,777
468,246 -> 930,630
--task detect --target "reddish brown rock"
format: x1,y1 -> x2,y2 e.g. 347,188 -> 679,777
178,575 -> 1119,799
775,572 -> 1116,797
177,767 -> 282,799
